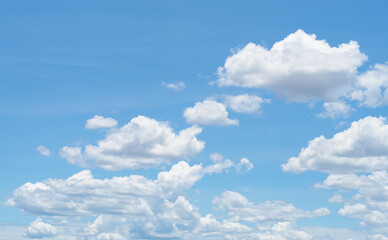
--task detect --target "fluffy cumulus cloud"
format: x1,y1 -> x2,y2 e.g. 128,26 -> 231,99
236,157 -> 254,173
36,145 -> 50,156
315,171 -> 388,229
6,159 -> 328,239
6,161 -> 211,216
216,29 -> 367,102
85,115 -> 118,129
184,99 -> 238,126
351,63 -> 388,107
282,116 -> 388,174
24,217 -> 57,239
317,101 -> 353,119
212,191 -> 329,223
162,81 -> 186,91
61,115 -> 205,170
224,94 -> 270,113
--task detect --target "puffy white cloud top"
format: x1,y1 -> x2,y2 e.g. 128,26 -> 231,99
217,29 -> 367,102
283,116 -> 388,174
62,115 -> 205,170
24,217 -> 57,239
6,161 -> 231,216
85,115 -> 118,129
184,99 -> 238,126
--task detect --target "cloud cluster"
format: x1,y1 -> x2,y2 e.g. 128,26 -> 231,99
6,159 -> 324,239
315,171 -> 388,227
213,191 -> 329,223
24,217 -> 57,239
85,115 -> 118,129
282,116 -> 388,174
6,161 -> 211,216
61,115 -> 205,170
217,29 -> 367,102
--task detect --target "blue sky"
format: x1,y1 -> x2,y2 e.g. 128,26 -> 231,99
2,1 -> 388,239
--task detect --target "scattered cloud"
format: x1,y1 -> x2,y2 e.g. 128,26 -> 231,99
61,115 -> 205,170
85,115 -> 118,129
351,64 -> 388,107
212,191 -> 330,222
184,99 -> 238,126
224,94 -> 270,114
162,81 -> 186,91
282,116 -> 388,174
315,171 -> 388,226
36,145 -> 50,157
216,29 -> 367,102
236,158 -> 254,173
24,217 -> 57,239
328,194 -> 344,203
317,101 -> 353,119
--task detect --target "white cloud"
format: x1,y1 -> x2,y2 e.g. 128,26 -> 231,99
282,116 -> 388,174
85,115 -> 118,129
328,193 -> 344,203
224,94 -> 270,113
162,81 -> 186,91
253,222 -> 312,240
216,29 -> 367,102
351,64 -> 388,107
370,234 -> 388,240
6,161 -> 231,217
236,158 -> 254,173
59,146 -> 88,167
36,145 -> 50,157
24,217 -> 57,239
7,160 -> 326,239
206,153 -> 253,174
96,233 -> 125,240
212,191 -> 330,223
184,99 -> 238,126
62,115 -> 205,170
317,101 -> 353,119
315,171 -> 388,226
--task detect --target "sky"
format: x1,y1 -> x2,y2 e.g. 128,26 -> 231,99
2,0 -> 388,239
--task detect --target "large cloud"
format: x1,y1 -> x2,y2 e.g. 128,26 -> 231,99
61,115 -> 205,170
282,116 -> 388,174
184,99 -> 238,126
6,158 -> 245,217
6,160 -> 323,239
216,29 -> 367,102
